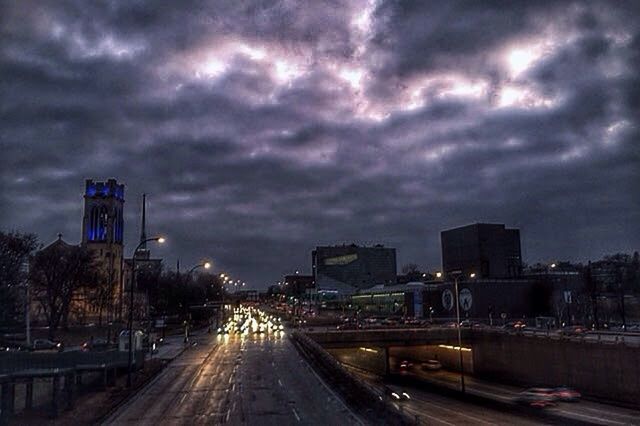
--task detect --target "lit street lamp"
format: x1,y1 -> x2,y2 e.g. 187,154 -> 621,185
128,236 -> 165,388
183,261 -> 212,343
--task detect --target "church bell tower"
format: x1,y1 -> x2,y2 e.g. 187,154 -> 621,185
81,178 -> 125,319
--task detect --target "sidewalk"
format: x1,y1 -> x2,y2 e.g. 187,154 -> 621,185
147,327 -> 211,361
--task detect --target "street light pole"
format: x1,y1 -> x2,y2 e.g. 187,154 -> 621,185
183,262 -> 211,343
450,270 -> 474,394
453,273 -> 465,393
127,236 -> 165,388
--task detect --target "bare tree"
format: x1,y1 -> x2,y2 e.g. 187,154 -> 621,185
401,263 -> 420,275
91,270 -> 113,327
0,231 -> 39,325
29,242 -> 97,339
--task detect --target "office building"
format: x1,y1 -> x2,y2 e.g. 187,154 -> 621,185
312,244 -> 397,295
441,223 -> 522,279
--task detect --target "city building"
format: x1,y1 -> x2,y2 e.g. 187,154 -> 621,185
351,282 -> 427,318
30,178 -> 127,325
312,244 -> 397,297
283,274 -> 314,297
441,223 -> 522,279
81,178 -> 126,320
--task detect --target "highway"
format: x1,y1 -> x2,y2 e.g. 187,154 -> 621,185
395,366 -> 640,426
349,368 -> 547,425
103,328 -> 361,425
378,357 -> 640,425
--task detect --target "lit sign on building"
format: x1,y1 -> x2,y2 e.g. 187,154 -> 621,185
324,253 -> 358,265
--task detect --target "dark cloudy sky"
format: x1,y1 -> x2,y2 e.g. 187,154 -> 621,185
1,1 -> 639,288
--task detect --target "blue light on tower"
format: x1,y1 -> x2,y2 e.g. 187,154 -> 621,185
83,178 -> 125,244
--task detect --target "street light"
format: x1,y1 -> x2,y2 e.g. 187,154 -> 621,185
449,270 -> 475,394
128,236 -> 165,388
182,261 -> 212,343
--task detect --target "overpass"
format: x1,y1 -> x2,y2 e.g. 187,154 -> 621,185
305,327 -> 640,406
308,327 -> 467,348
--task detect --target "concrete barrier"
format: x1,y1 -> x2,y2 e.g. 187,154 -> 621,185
307,327 -> 640,405
290,331 -> 414,425
472,332 -> 640,405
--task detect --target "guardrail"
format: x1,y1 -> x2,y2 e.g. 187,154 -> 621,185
0,350 -> 145,422
0,350 -> 140,375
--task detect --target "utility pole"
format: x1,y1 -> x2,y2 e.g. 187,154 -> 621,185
25,282 -> 31,346
586,262 -> 599,330
618,268 -> 626,330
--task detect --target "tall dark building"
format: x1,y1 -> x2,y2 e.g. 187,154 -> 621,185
312,244 -> 397,295
441,223 -> 522,279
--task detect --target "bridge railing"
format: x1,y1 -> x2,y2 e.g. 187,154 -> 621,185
0,350 -> 142,375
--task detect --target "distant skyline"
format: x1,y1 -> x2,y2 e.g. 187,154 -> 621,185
1,1 -> 639,288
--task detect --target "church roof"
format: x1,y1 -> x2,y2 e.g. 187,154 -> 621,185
40,233 -> 77,252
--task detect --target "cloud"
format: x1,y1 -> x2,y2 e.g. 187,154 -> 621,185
1,0 -> 639,287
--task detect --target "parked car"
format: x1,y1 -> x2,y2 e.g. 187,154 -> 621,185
32,339 -> 63,352
553,386 -> 581,402
514,388 -> 556,408
421,359 -> 442,371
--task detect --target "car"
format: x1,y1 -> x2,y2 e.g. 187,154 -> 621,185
421,359 -> 442,371
336,323 -> 360,330
553,386 -> 581,402
81,338 -> 110,351
32,339 -> 63,352
560,325 -> 586,335
515,388 -> 556,408
504,321 -> 527,330
399,360 -> 413,370
1,344 -> 27,352
385,387 -> 411,402
460,320 -> 483,328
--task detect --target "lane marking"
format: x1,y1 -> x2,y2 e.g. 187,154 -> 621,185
292,408 -> 301,422
403,405 -> 456,426
408,395 -> 493,425
554,409 -> 626,425
278,379 -> 284,387
578,405 -> 640,420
